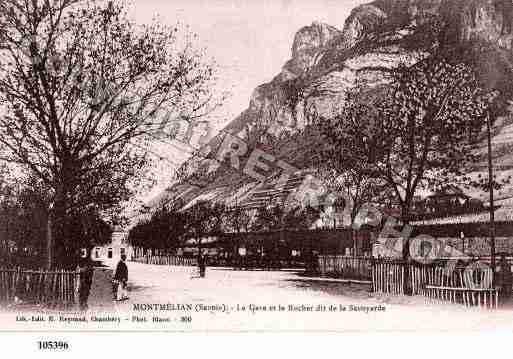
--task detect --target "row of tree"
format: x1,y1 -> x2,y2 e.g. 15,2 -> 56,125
127,200 -> 322,251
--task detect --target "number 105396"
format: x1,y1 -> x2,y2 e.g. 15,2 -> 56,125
37,341 -> 69,350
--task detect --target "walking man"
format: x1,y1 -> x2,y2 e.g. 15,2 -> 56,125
113,254 -> 128,301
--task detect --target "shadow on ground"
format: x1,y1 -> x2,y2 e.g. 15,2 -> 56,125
284,278 -> 372,300
87,267 -> 114,310
127,284 -> 157,293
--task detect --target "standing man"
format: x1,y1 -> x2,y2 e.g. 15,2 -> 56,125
198,253 -> 206,278
77,250 -> 94,310
113,254 -> 128,301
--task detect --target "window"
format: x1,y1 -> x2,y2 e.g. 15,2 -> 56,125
108,248 -> 113,259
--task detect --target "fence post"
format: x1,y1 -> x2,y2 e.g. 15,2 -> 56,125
74,269 -> 80,305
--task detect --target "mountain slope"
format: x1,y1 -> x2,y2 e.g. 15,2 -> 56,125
155,0 -> 513,214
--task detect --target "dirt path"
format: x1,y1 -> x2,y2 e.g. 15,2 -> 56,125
87,267 -> 115,311
102,262 -> 513,331
2,262 -> 512,331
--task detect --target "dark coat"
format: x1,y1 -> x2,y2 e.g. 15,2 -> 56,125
114,260 -> 128,282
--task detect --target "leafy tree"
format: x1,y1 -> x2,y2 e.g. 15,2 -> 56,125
326,58 -> 496,229
76,212 -> 112,248
224,204 -> 252,257
0,0 -> 216,267
316,90 -> 387,233
0,170 -> 49,267
379,58 -> 496,223
251,203 -> 319,232
251,205 -> 283,233
284,205 -> 320,230
127,205 -> 187,251
183,201 -> 225,258
0,172 -> 111,268
126,220 -> 152,249
224,206 -> 252,234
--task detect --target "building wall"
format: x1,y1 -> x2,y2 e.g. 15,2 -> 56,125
372,235 -> 513,259
93,230 -> 133,265
438,237 -> 513,257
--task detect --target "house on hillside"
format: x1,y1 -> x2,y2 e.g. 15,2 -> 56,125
238,172 -> 351,229
415,186 -> 485,220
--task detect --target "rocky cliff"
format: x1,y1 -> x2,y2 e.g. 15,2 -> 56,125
155,0 -> 513,212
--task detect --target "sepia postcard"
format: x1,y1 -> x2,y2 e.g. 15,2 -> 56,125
1,0 -> 513,338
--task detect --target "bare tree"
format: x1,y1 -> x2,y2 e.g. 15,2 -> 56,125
0,0 -> 217,267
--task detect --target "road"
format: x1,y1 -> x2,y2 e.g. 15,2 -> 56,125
95,262 -> 513,331
2,262 -> 512,331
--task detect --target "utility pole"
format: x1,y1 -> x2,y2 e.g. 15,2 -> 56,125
486,110 -> 496,287
235,196 -> 241,270
279,195 -> 285,270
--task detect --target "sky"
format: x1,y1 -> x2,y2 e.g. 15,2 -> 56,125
128,0 -> 366,200
130,0 -> 363,119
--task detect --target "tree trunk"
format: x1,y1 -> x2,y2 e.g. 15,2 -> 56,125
401,205 -> 411,260
46,210 -> 53,269
47,184 -> 68,269
400,204 -> 413,295
350,209 -> 358,257
401,203 -> 411,225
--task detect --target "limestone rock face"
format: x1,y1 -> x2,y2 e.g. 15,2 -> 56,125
288,21 -> 342,75
159,0 -> 513,209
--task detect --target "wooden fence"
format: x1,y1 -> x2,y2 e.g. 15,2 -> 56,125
372,261 -> 405,295
0,268 -> 79,307
132,255 -> 197,266
409,264 -> 497,308
318,256 -> 373,281
372,261 -> 498,308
